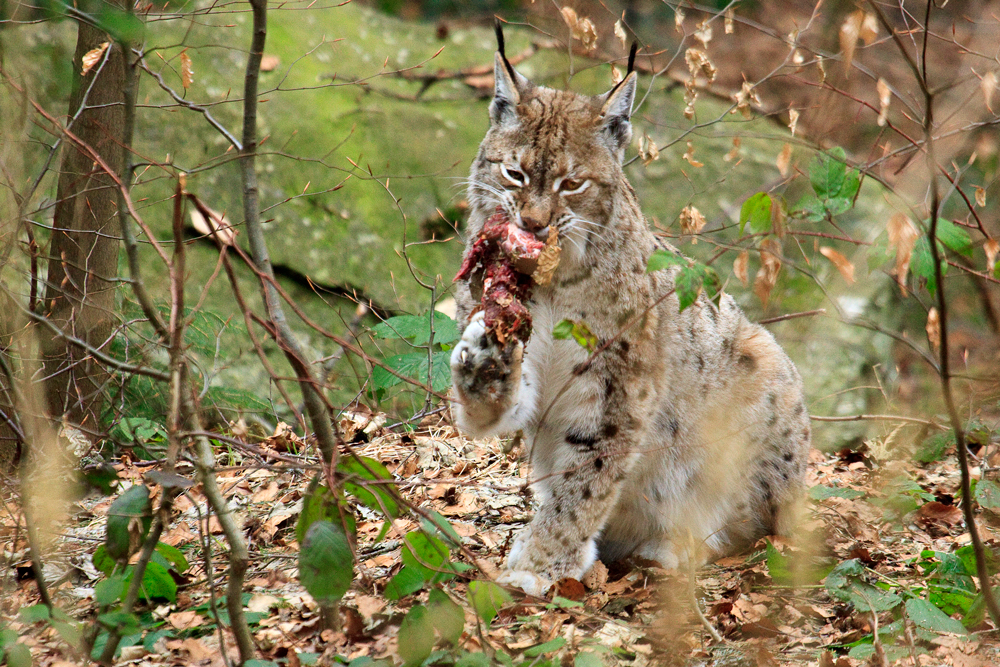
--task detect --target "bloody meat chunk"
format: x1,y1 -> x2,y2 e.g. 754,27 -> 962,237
455,207 -> 560,347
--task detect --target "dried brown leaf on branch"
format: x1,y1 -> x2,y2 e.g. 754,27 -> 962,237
734,81 -> 759,119
674,6 -> 685,32
981,71 -> 997,112
683,141 -> 703,167
986,238 -> 999,274
876,78 -> 891,127
776,143 -> 792,177
180,49 -> 194,90
975,186 -> 987,208
788,108 -> 800,136
560,7 -> 598,51
81,42 -> 110,76
926,307 -> 941,351
724,137 -> 742,162
679,205 -> 707,242
734,250 -> 749,286
887,213 -> 919,293
839,10 -> 864,75
725,7 -> 735,34
694,19 -> 713,48
614,19 -> 627,49
754,239 -> 782,307
819,246 -> 855,284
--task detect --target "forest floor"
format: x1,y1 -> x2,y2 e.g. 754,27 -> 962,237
2,408 -> 999,667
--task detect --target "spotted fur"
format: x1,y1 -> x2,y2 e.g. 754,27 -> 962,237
450,45 -> 811,596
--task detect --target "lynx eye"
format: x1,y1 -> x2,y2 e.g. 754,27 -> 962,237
500,165 -> 527,187
559,177 -> 589,194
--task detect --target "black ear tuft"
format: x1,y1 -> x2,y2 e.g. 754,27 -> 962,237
495,19 -> 517,82
627,42 -> 638,75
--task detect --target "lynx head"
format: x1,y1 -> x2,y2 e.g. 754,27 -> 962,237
468,25 -> 639,270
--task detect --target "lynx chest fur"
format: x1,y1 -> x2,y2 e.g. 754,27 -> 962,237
450,35 -> 811,596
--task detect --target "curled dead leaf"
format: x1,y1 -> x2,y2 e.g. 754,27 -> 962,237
754,239 -> 782,308
860,12 -> 879,45
81,42 -> 111,77
876,78 -> 891,127
560,7 -> 598,51
683,141 -> 703,168
611,65 -> 623,85
839,10 -> 864,76
260,54 -> 281,72
982,71 -> 997,113
694,19 -> 713,48
925,307 -> 940,351
917,499 -> 961,526
817,56 -> 827,84
724,137 -> 742,162
819,246 -> 855,284
679,205 -> 707,242
674,6 -> 685,32
614,19 -> 627,49
734,250 -> 749,286
724,7 -> 735,34
685,48 -> 717,83
887,213 -> 919,294
985,238 -> 998,274
975,185 -> 986,208
776,143 -> 792,177
734,80 -> 759,120
190,203 -> 237,246
788,108 -> 800,136
180,50 -> 193,89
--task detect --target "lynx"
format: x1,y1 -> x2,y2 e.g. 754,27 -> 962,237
450,31 -> 811,596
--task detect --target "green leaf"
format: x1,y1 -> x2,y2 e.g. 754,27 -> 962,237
905,597 -> 967,635
428,588 -> 465,646
111,417 -> 167,445
92,544 -> 115,576
95,574 -> 126,606
795,195 -> 826,222
456,652 -> 491,667
646,249 -> 686,273
98,610 -> 142,635
106,485 -> 152,562
956,544 -> 1000,577
299,520 -> 354,604
203,386 -> 273,413
675,266 -> 702,312
383,565 -> 427,600
467,581 -> 511,625
95,6 -> 145,41
155,542 -> 189,573
401,531 -> 452,581
825,559 -> 902,612
398,604 -> 435,667
4,642 -> 32,667
244,661 -> 281,667
810,147 -> 848,200
372,312 -> 460,346
933,219 -> 973,257
420,511 -> 463,549
765,540 -> 792,586
81,463 -> 119,495
574,652 -> 604,667
124,561 -> 176,602
143,629 -> 173,652
524,637 -> 566,657
552,320 -> 598,353
49,619 -> 81,648
18,604 -> 50,624
974,479 -> 1000,510
338,455 -> 400,519
910,236 -> 946,295
371,350 -> 452,392
739,192 -> 772,235
808,485 -> 866,500
296,477 -> 357,545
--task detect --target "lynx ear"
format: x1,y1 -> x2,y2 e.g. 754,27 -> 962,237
599,71 -> 637,157
491,21 -> 531,126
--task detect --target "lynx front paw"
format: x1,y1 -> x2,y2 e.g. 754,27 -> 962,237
496,569 -> 553,597
451,313 -> 522,433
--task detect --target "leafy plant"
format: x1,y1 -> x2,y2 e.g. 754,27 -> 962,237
370,311 -> 460,394
646,251 -> 721,312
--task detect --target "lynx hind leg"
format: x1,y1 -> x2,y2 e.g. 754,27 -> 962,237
450,312 -> 523,436
729,323 -> 812,547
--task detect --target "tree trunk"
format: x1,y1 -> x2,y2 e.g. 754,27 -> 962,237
41,2 -> 132,431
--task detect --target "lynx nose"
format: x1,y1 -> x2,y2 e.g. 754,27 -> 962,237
519,215 -> 550,239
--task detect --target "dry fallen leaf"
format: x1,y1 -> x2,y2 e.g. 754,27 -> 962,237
683,141 -> 703,167
754,239 -> 782,307
679,205 -> 707,241
81,42 -> 111,77
819,246 -> 855,284
918,499 -> 960,526
839,10 -> 864,76
876,78 -> 891,127
925,307 -> 940,352
734,250 -> 749,286
180,49 -> 193,89
776,143 -> 792,177
887,213 -> 919,293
